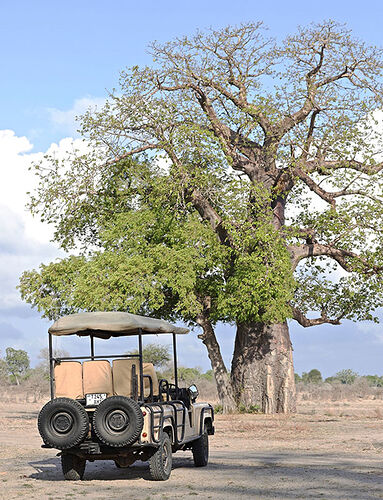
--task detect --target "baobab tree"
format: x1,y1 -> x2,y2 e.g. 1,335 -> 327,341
20,21 -> 383,412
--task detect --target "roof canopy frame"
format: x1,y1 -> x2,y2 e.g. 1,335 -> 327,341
49,311 -> 189,338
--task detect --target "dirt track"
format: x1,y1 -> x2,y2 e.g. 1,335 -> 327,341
0,399 -> 382,499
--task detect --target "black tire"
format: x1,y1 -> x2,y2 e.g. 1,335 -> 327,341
61,453 -> 86,480
149,433 -> 172,481
192,425 -> 209,467
93,396 -> 143,447
38,398 -> 89,450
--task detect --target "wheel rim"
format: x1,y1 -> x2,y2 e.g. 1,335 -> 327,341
105,409 -> 129,433
51,412 -> 74,434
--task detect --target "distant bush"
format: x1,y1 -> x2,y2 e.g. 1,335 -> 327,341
324,376 -> 338,384
362,375 -> 383,387
302,369 -> 322,384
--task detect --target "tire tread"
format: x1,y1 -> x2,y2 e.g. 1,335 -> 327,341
61,454 -> 86,480
192,426 -> 209,467
93,396 -> 143,447
149,433 -> 172,481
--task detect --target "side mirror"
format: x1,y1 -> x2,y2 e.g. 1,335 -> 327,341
188,384 -> 199,402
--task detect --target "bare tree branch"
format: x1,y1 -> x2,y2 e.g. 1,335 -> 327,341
301,109 -> 320,161
288,242 -> 382,274
291,306 -> 342,327
305,159 -> 383,175
293,166 -> 336,207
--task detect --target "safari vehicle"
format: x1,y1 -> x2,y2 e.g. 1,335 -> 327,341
38,312 -> 214,481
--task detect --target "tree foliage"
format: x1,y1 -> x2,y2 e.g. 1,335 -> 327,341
129,343 -> 171,369
302,369 -> 323,384
20,20 -> 383,328
334,368 -> 358,385
20,156 -> 294,324
5,347 -> 30,385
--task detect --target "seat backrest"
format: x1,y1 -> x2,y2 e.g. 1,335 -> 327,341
112,359 -> 139,398
83,360 -> 113,396
112,359 -> 159,398
54,361 -> 83,400
143,362 -> 159,397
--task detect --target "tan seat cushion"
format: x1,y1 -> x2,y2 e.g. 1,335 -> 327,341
83,360 -> 113,396
112,359 -> 139,398
112,359 -> 159,398
143,363 -> 159,397
54,361 -> 83,399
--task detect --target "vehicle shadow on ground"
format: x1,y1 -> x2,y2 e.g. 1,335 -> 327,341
28,455 -> 197,482
28,451 -> 383,499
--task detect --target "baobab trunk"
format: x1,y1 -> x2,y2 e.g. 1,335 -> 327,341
231,321 -> 296,413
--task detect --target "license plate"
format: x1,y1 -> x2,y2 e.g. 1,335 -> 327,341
86,393 -> 107,406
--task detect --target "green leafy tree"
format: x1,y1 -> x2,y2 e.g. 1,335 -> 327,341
302,369 -> 322,384
5,347 -> 30,385
334,369 -> 358,385
129,343 -> 171,369
19,21 -> 383,413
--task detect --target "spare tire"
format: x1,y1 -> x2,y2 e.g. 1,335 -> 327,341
93,396 -> 143,447
38,398 -> 89,450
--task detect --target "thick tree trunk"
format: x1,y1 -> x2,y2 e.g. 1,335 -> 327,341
231,321 -> 296,413
196,313 -> 237,413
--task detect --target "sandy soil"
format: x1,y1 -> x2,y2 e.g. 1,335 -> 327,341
0,398 -> 382,499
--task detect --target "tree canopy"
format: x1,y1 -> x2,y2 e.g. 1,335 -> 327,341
129,343 -> 171,369
5,347 -> 30,385
20,21 -> 383,327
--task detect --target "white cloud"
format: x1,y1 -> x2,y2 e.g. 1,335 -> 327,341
47,96 -> 105,136
0,130 -> 90,313
356,321 -> 383,344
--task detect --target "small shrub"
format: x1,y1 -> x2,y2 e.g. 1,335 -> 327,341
214,404 -> 223,414
238,403 -> 261,414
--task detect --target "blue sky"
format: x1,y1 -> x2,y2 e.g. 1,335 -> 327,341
1,0 -> 383,377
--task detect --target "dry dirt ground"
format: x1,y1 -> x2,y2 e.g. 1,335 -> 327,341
0,397 -> 382,499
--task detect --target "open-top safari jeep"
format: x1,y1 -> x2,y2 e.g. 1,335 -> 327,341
38,312 -> 214,481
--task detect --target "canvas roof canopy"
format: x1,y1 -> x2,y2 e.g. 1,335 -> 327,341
48,312 -> 189,339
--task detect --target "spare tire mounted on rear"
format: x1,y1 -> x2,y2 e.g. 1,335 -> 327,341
38,398 -> 89,450
93,396 -> 144,447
